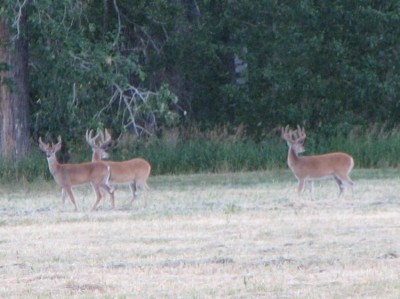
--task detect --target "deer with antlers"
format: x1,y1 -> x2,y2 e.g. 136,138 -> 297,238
39,136 -> 114,211
282,125 -> 354,198
85,129 -> 151,207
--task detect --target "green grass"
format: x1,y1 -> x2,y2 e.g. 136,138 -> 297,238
5,125 -> 400,183
1,169 -> 400,297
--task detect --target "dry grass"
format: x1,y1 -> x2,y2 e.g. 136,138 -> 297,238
0,169 -> 400,298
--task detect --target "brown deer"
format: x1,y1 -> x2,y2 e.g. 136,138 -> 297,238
39,136 -> 114,211
281,125 -> 354,198
85,129 -> 151,206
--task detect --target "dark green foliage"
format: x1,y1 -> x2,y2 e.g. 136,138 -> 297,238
7,0 -> 400,137
2,1 -> 400,176
141,0 -> 400,137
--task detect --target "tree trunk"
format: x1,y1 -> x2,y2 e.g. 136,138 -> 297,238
0,15 -> 30,161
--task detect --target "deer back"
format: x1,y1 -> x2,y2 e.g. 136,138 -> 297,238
54,161 -> 110,187
289,151 -> 354,179
103,158 -> 151,183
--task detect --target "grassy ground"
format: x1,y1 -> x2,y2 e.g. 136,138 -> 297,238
0,169 -> 400,298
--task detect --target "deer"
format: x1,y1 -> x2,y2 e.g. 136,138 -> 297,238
281,125 -> 354,198
85,129 -> 151,206
39,136 -> 115,211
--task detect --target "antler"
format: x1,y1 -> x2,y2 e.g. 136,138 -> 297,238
39,136 -> 62,153
53,136 -> 62,151
86,129 -> 99,148
38,137 -> 48,151
282,125 -> 295,143
99,128 -> 114,149
282,125 -> 307,144
295,125 -> 306,141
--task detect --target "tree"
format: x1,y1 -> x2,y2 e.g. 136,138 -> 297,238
28,0 -> 180,142
0,2 -> 30,161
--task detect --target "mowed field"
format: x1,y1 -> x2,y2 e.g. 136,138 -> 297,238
0,169 -> 400,298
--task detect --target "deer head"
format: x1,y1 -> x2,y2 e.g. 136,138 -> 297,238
39,136 -> 62,159
281,125 -> 306,155
85,129 -> 115,160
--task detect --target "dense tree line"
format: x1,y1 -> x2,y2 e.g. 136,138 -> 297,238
1,0 -> 400,160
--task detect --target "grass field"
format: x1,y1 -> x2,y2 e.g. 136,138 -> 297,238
0,169 -> 400,298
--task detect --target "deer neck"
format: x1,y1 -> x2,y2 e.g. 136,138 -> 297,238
47,155 -> 61,175
92,150 -> 101,162
287,146 -> 300,169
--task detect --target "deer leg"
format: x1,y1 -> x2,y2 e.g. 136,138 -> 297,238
342,175 -> 354,191
143,181 -> 150,192
129,181 -> 137,205
59,189 -> 67,211
347,178 -> 354,195
101,183 -> 115,209
138,180 -> 150,207
102,165 -> 114,209
61,189 -> 67,205
337,175 -> 354,196
334,176 -> 345,198
297,179 -> 305,194
91,184 -> 103,211
64,187 -> 78,211
308,180 -> 315,199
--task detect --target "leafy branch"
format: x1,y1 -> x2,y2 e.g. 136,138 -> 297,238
95,83 -> 179,137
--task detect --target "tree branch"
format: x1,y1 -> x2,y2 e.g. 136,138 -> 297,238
112,0 -> 121,47
95,83 -> 157,136
12,0 -> 30,41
